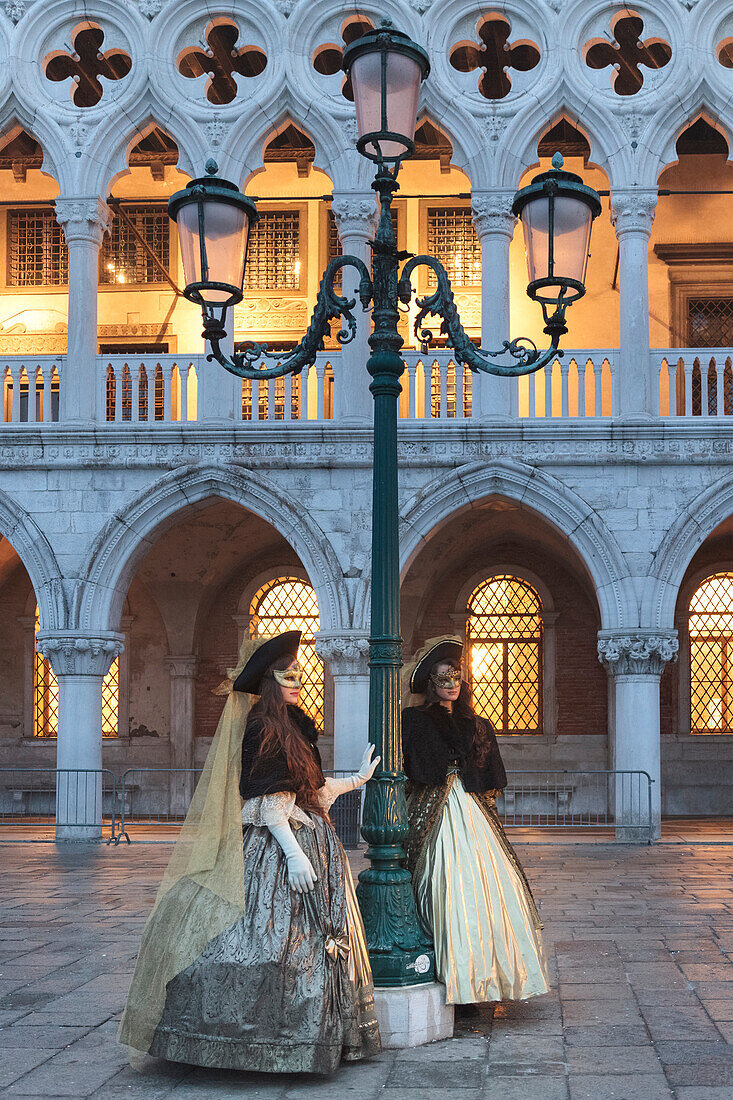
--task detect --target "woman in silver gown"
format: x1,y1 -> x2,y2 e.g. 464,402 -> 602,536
402,635 -> 550,1008
120,630 -> 381,1075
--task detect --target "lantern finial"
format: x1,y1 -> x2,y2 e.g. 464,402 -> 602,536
205,158 -> 219,175
551,151 -> 564,169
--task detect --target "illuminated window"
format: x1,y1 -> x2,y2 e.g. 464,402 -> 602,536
244,210 -> 301,291
249,578 -> 323,726
426,206 -> 481,287
33,607 -> 119,737
430,362 -> 472,417
100,204 -> 170,285
8,208 -> 68,286
689,572 -> 733,734
467,575 -> 543,734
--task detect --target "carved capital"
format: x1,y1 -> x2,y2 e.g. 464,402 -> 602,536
54,198 -> 112,245
36,631 -> 124,678
314,631 -> 370,675
471,192 -> 517,240
164,655 -> 199,679
610,191 -> 657,238
5,0 -> 25,22
330,195 -> 378,242
597,630 -> 678,677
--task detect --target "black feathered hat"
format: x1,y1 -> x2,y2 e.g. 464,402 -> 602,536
232,630 -> 301,694
409,635 -> 464,695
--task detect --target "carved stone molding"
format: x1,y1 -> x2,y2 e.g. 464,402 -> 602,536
164,655 -> 199,679
610,191 -> 657,238
5,0 -> 25,23
314,632 -> 370,675
331,195 -> 378,241
36,631 -> 125,677
54,198 -> 112,245
597,631 -> 678,677
471,192 -> 517,240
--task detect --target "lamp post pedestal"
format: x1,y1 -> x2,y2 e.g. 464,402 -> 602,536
374,982 -> 454,1048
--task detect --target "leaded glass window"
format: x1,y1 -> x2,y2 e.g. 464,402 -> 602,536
100,204 -> 170,285
8,209 -> 68,286
467,575 -> 543,734
33,606 -> 119,738
426,206 -> 481,287
244,210 -> 301,291
249,578 -> 323,725
689,573 -> 733,734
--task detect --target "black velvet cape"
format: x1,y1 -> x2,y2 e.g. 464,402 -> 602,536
402,703 -> 507,794
239,704 -> 324,800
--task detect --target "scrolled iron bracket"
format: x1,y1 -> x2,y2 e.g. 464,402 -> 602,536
397,255 -> 566,378
204,256 -> 373,380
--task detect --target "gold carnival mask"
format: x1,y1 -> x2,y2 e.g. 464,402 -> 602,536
430,669 -> 462,690
273,663 -> 303,689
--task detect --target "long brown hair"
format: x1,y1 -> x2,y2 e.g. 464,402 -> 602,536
250,656 -> 325,815
422,657 -> 494,766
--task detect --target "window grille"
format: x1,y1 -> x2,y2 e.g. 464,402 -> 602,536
244,210 -> 301,291
467,575 -> 543,734
249,577 -> 323,726
8,208 -> 68,286
33,606 -> 118,737
687,297 -> 733,348
106,366 -> 116,421
689,572 -> 733,734
121,364 -> 132,420
426,207 -> 481,287
241,371 -> 300,420
100,204 -> 169,285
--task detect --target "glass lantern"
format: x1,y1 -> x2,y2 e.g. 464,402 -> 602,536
342,20 -> 430,163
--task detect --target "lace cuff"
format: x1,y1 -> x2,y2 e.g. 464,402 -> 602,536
241,792 -> 314,829
317,775 -> 358,812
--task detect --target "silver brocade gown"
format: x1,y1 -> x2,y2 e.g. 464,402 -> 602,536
148,813 -> 381,1075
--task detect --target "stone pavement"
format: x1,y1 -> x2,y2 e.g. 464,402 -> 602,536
0,839 -> 732,1099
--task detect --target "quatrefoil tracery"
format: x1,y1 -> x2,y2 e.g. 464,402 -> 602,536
312,17 -> 374,102
584,13 -> 671,96
177,20 -> 267,105
449,15 -> 540,100
44,23 -> 132,108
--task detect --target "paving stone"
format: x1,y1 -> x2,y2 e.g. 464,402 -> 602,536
568,1074 -> 672,1099
641,1005 -> 723,1040
0,1024 -> 92,1047
487,1035 -> 564,1062
0,1047 -> 56,1087
559,983 -> 634,1001
566,1046 -> 661,1075
386,1059 -> 483,1088
674,1089 -> 733,1099
561,1000 -> 644,1026
480,1076 -> 569,1099
395,1036 -> 487,1061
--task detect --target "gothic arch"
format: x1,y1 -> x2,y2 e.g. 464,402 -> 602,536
645,473 -> 733,630
76,463 -> 350,638
0,486 -> 65,631
391,459 -> 635,632
89,109 -> 203,194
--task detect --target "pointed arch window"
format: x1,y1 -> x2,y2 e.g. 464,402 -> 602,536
249,578 -> 324,726
467,575 -> 543,734
33,607 -> 119,737
689,573 -> 733,734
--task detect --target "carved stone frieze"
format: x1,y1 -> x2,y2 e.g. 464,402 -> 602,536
5,0 -> 25,23
233,298 -> 308,330
597,631 -> 678,676
204,114 -> 227,149
138,0 -> 164,18
36,631 -> 125,677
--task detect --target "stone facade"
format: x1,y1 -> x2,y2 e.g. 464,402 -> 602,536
0,0 -> 732,837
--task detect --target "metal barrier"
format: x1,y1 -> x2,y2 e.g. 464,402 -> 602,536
0,768 -> 118,840
497,770 -> 654,843
0,767 -> 653,845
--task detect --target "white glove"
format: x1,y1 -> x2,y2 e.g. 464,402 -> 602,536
267,819 -> 318,894
320,744 -> 382,810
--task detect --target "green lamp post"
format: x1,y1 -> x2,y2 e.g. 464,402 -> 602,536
168,18 -> 600,987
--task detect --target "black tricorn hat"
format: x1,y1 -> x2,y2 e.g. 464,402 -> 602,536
233,630 -> 301,695
410,637 -> 464,694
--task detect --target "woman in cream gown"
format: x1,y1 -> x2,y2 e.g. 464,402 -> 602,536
402,635 -> 549,1007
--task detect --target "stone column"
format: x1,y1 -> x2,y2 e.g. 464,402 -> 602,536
55,198 -> 111,424
315,632 -> 370,770
36,630 -> 124,841
610,191 -> 657,420
598,630 -> 679,841
165,655 -> 198,814
198,331 -> 237,421
331,194 -> 378,422
471,192 -> 517,419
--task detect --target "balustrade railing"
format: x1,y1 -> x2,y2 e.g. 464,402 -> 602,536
4,349 -> 733,424
656,349 -> 733,417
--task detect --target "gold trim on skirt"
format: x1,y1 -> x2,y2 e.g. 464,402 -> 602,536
414,775 -> 550,1005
